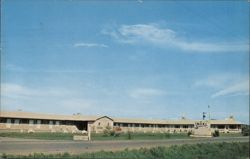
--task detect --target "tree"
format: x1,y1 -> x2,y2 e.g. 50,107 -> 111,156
241,125 -> 249,136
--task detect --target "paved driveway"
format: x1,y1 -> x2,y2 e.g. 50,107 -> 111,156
0,136 -> 249,155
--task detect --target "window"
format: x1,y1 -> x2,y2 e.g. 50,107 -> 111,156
49,121 -> 53,125
14,119 -> 20,125
174,125 -> 180,128
217,125 -> 225,129
7,119 -> 11,124
65,121 -> 73,125
20,119 -> 29,124
0,118 -> 7,123
144,124 -> 150,127
183,125 -> 188,128
123,123 -> 128,127
158,124 -> 165,128
229,125 -> 237,129
37,120 -> 41,125
61,121 -> 66,125
42,120 -> 49,124
135,124 -> 140,127
211,125 -> 216,128
29,120 -> 34,125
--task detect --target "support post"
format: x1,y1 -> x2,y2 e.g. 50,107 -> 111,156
88,123 -> 91,141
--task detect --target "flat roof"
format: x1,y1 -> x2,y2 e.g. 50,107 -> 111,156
0,111 -> 98,121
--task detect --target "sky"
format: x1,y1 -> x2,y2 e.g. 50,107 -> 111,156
1,0 -> 249,123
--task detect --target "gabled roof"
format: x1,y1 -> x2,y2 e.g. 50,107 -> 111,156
95,116 -> 114,121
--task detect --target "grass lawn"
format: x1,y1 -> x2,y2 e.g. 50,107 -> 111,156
220,132 -> 243,137
91,132 -> 191,140
0,132 -> 190,141
1,142 -> 249,159
0,131 -> 244,141
0,132 -> 74,140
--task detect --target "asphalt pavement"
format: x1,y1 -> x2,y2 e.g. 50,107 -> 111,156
0,136 -> 249,155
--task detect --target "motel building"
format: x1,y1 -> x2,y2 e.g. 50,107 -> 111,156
0,111 -> 242,135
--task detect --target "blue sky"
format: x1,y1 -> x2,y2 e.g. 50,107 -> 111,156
1,0 -> 249,123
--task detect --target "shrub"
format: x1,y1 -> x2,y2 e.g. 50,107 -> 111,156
1,153 -> 7,159
241,125 -> 249,136
103,125 -> 112,136
127,131 -> 133,140
213,130 -> 220,137
113,133 -> 120,137
113,127 -> 122,137
187,131 -> 192,136
109,130 -> 115,136
105,125 -> 112,131
62,152 -> 70,158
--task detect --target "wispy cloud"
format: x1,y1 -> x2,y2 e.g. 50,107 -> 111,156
1,83 -> 39,99
194,74 -> 241,88
102,23 -> 248,53
1,83 -> 68,99
129,88 -> 166,99
194,74 -> 249,98
211,80 -> 249,98
73,42 -> 108,48
1,83 -> 95,113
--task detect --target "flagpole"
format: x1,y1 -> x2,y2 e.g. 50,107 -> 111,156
208,105 -> 210,121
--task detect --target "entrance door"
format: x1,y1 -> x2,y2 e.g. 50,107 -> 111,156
74,121 -> 87,131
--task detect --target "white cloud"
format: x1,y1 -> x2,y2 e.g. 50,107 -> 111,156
211,80 -> 249,98
129,88 -> 166,99
194,74 -> 249,98
1,83 -> 36,98
194,74 -> 241,88
1,83 -> 95,113
102,23 -> 248,53
73,42 -> 108,48
1,83 -> 68,98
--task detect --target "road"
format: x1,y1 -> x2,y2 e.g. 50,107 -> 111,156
0,137 -> 249,155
